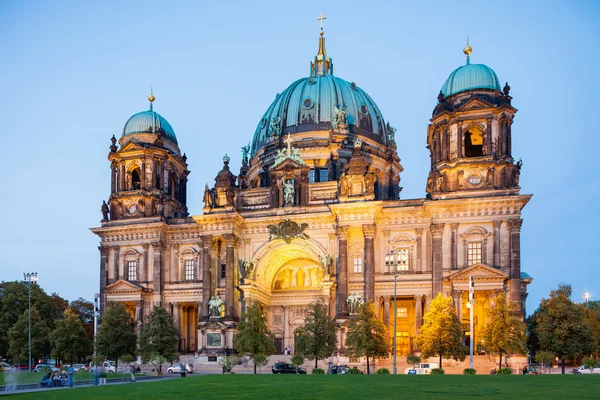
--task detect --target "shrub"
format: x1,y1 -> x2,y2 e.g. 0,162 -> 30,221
431,368 -> 445,374
312,368 -> 325,374
406,354 -> 421,367
291,354 -> 305,368
582,357 -> 598,372
496,367 -> 513,375
348,367 -> 362,374
376,368 -> 390,374
219,356 -> 239,373
463,368 -> 477,375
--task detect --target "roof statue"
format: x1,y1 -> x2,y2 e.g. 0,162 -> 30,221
333,105 -> 348,130
273,133 -> 306,167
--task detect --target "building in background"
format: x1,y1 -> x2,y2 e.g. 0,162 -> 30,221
91,29 -> 531,357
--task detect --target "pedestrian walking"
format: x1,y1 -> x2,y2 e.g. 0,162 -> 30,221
67,365 -> 75,387
130,364 -> 136,382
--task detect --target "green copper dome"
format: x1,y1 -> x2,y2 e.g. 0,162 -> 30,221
122,101 -> 177,144
441,63 -> 501,97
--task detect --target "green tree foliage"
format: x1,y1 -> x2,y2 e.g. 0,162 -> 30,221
415,293 -> 466,369
139,306 -> 179,372
534,350 -> 554,374
219,355 -> 239,373
68,297 -> 95,351
481,291 -> 527,368
294,300 -> 337,369
49,293 -> 69,315
0,281 -> 60,359
406,354 -> 421,367
233,301 -> 276,374
291,354 -> 305,368
582,356 -> 598,372
8,308 -> 51,363
50,309 -> 90,364
535,284 -> 595,374
526,311 -> 540,358
345,302 -> 389,374
95,302 -> 137,372
584,301 -> 600,357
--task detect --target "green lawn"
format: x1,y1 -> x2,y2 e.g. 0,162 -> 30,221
4,374 -> 600,400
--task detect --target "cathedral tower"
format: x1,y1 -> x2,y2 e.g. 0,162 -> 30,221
105,93 -> 189,221
427,43 -> 521,199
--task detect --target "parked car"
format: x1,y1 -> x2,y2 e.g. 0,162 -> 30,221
64,364 -> 88,372
167,363 -> 194,374
328,365 -> 351,374
272,363 -> 306,374
573,364 -> 600,374
89,361 -> 117,373
0,362 -> 12,371
33,364 -> 60,373
404,362 -> 439,374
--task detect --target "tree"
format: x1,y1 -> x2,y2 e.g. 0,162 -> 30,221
0,281 -> 60,359
416,293 -> 466,369
345,302 -> 389,374
50,309 -> 90,364
481,291 -> 527,368
8,308 -> 51,363
139,306 -> 179,372
406,354 -> 421,367
535,350 -> 555,374
294,300 -> 337,369
95,302 -> 137,372
584,301 -> 600,357
291,354 -> 305,368
68,297 -> 95,351
233,301 -> 276,374
535,284 -> 595,374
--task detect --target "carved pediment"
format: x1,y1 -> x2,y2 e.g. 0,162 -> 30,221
105,279 -> 150,293
271,157 -> 306,172
445,263 -> 508,281
119,141 -> 147,153
457,97 -> 495,112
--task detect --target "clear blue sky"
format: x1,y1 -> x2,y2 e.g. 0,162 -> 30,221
1,0 -> 598,314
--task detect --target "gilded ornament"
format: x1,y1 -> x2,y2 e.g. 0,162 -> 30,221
267,219 -> 309,244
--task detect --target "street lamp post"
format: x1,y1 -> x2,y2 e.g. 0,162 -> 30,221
23,272 -> 38,372
390,248 -> 404,375
93,293 -> 99,386
584,292 -> 591,306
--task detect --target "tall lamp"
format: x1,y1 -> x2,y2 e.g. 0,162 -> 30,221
93,293 -> 99,385
23,272 -> 38,372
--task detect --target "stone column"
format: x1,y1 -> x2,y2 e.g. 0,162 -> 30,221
457,125 -> 463,158
141,160 -> 146,189
223,234 -> 237,319
508,219 -> 523,305
431,224 -> 444,296
135,301 -> 143,336
425,228 -> 432,273
493,220 -> 502,267
415,228 -> 423,273
451,290 -> 462,320
201,236 -> 213,319
415,295 -> 423,335
483,237 -> 489,265
486,119 -> 493,156
140,243 -> 148,283
337,226 -> 349,317
99,246 -> 108,315
110,163 -> 116,194
120,163 -> 126,191
363,224 -> 376,302
451,223 -> 459,270
151,242 -> 164,306
111,246 -> 120,283
463,239 -> 468,268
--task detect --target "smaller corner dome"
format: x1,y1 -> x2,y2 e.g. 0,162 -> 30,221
441,63 -> 501,97
122,109 -> 178,144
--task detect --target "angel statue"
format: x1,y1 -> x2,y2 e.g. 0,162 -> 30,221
283,180 -> 295,206
346,292 -> 364,314
269,116 -> 281,136
333,105 -> 348,129
208,296 -> 223,318
241,143 -> 250,166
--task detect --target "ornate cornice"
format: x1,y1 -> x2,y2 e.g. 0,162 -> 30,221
507,219 -> 523,232
492,220 -> 502,229
430,223 -> 445,236
337,225 -> 349,240
200,235 -> 213,248
450,223 -> 459,231
362,224 -> 377,238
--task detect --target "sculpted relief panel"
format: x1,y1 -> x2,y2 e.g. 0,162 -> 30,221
272,259 -> 323,291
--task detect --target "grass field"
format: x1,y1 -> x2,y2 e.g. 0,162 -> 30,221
4,374 -> 599,400
0,371 -> 137,385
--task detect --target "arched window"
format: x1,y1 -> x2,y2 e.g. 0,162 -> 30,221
464,127 -> 484,158
131,168 -> 141,190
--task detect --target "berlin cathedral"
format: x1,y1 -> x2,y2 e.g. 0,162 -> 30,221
91,26 -> 531,358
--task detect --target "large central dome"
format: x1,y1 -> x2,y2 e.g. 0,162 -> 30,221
251,31 -> 391,156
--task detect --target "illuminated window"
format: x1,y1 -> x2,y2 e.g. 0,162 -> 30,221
464,127 -> 484,158
467,242 -> 482,266
127,261 -> 137,281
387,249 -> 409,271
319,169 -> 328,182
396,307 -> 408,318
308,169 -> 315,183
185,260 -> 195,280
130,168 -> 141,190
353,257 -> 363,274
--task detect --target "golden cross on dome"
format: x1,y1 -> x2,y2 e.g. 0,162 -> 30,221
283,133 -> 294,154
317,13 -> 327,32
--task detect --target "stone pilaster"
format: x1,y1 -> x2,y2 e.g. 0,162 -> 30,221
337,225 -> 349,317
493,220 -> 502,268
151,242 -> 164,306
431,223 -> 444,296
362,224 -> 376,302
223,234 -> 237,319
383,296 -> 391,337
200,236 -> 213,319
451,223 -> 459,270
415,295 -> 423,335
415,228 -> 423,273
99,246 -> 108,316
451,289 -> 462,321
508,219 -> 523,306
